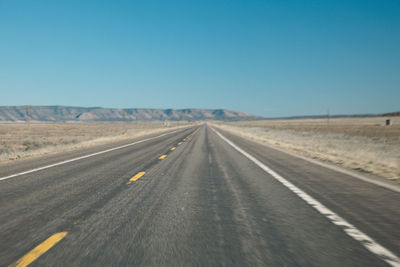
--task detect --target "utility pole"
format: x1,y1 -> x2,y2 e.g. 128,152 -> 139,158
327,108 -> 330,129
26,105 -> 31,130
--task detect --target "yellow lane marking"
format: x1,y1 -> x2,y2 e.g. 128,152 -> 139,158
159,155 -> 167,160
170,147 -> 176,151
127,171 -> 146,184
178,142 -> 182,145
11,232 -> 67,267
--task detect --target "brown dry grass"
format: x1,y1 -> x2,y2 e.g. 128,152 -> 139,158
229,117 -> 400,141
0,122 -> 193,162
212,117 -> 400,183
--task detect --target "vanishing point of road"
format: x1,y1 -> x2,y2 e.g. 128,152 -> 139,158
0,124 -> 399,266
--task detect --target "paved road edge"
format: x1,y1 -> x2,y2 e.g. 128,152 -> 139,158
211,127 -> 400,267
0,127 -> 190,182
210,125 -> 400,194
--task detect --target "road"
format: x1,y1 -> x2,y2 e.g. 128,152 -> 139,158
0,124 -> 399,266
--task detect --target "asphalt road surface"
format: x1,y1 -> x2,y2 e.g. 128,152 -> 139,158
0,124 -> 399,266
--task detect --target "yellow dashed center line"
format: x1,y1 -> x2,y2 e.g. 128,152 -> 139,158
127,171 -> 146,184
11,232 -> 68,267
126,132 -> 196,186
11,131 -> 201,266
12,131 -> 198,266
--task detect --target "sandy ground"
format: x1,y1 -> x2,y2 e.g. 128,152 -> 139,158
211,117 -> 400,183
0,122 -> 194,162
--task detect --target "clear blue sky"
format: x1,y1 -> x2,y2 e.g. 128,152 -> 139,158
1,0 -> 399,117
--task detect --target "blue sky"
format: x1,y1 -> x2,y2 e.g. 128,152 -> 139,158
1,0 -> 399,117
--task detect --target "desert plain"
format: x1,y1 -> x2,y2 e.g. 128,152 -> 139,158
213,116 -> 400,183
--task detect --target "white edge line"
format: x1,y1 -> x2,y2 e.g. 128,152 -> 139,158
211,127 -> 400,267
0,128 -> 186,182
213,126 -> 400,194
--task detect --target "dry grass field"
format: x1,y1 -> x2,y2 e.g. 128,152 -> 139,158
0,122 -> 192,162
212,117 -> 400,183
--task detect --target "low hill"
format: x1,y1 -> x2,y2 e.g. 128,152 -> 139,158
383,111 -> 400,117
0,106 -> 262,122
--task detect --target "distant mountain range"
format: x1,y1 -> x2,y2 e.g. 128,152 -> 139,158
0,106 -> 262,122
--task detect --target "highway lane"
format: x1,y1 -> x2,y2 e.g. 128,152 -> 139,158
0,126 -> 197,266
1,124 -> 399,266
216,127 -> 400,258
0,127 -> 191,180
